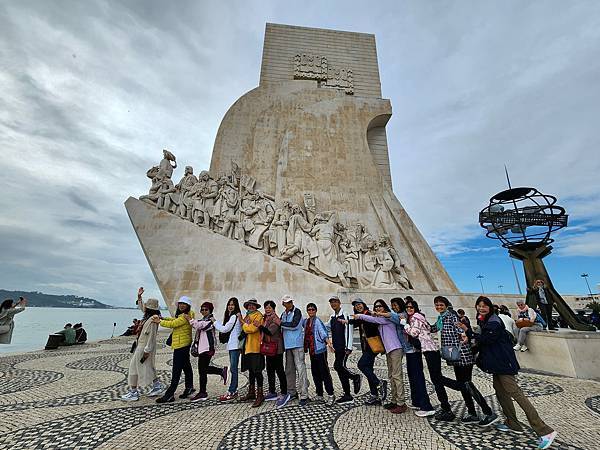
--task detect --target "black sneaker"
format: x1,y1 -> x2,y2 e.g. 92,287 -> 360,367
336,394 -> 354,405
434,409 -> 456,421
155,394 -> 175,404
377,380 -> 388,401
178,388 -> 195,399
364,395 -> 381,406
383,402 -> 397,410
461,414 -> 479,423
478,413 -> 499,427
352,376 -> 362,395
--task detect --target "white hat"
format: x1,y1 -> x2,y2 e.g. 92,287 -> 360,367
281,294 -> 294,304
177,296 -> 192,306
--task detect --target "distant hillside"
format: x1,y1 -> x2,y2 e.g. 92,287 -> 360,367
0,290 -> 113,309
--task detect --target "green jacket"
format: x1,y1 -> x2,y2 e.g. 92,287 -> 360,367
57,328 -> 76,345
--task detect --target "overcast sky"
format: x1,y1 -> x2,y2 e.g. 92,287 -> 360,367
2,1 -> 599,306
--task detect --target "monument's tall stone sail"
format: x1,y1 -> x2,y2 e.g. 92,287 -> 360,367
126,23 -> 459,313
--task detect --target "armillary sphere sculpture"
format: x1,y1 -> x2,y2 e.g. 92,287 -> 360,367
479,186 -> 595,331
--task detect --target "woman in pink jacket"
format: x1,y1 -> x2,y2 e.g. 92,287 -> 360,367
402,298 -> 453,421
187,301 -> 227,401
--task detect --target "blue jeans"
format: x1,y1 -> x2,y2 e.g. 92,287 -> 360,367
357,347 -> 380,395
228,349 -> 241,393
406,352 -> 433,411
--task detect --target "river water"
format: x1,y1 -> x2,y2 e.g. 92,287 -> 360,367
0,307 -> 147,354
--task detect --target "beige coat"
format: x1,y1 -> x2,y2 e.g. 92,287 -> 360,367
0,307 -> 25,345
128,318 -> 159,388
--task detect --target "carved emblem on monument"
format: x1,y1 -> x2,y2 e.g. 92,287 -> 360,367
139,151 -> 412,291
293,53 -> 354,95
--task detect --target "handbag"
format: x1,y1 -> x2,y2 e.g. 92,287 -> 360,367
366,336 -> 385,354
440,344 -> 461,362
165,333 -> 172,347
516,319 -> 535,328
219,316 -> 237,344
260,340 -> 278,357
407,334 -> 422,351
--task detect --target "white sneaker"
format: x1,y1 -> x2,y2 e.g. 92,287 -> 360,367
537,431 -> 557,449
120,389 -> 140,401
520,345 -> 529,352
513,344 -> 521,351
147,382 -> 165,397
415,409 -> 436,417
314,395 -> 325,403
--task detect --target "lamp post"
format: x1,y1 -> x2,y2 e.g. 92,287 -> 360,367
477,274 -> 485,294
581,273 -> 594,299
498,284 -> 504,295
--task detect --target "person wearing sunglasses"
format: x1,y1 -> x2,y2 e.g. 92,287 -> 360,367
304,303 -> 335,406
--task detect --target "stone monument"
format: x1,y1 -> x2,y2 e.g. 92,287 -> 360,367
126,23 -> 462,314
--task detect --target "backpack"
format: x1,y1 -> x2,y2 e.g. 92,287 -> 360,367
534,310 -> 546,328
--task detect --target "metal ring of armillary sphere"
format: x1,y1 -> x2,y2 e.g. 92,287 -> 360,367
478,187 -> 568,249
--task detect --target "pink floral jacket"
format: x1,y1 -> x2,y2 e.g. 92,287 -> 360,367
403,312 -> 438,352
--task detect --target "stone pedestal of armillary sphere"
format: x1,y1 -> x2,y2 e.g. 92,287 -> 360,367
125,23 -> 473,315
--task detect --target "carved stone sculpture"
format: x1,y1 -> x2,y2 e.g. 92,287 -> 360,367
310,212 -> 350,287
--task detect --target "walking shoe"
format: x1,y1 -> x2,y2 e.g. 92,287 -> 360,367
434,409 -> 456,421
155,394 -> 175,403
495,423 -> 523,434
537,431 -> 557,449
299,398 -> 309,406
352,376 -> 362,394
365,395 -> 381,406
520,345 -> 529,352
147,382 -> 165,397
415,409 -> 436,418
221,367 -> 228,385
241,386 -> 256,401
219,391 -> 238,402
478,413 -> 499,427
461,414 -> 479,423
190,392 -> 209,402
409,404 -> 419,410
264,392 -> 278,401
252,388 -> 264,408
178,387 -> 195,399
377,380 -> 388,401
313,395 -> 324,403
513,344 -> 522,351
336,394 -> 354,405
276,393 -> 291,409
326,395 -> 335,407
389,404 -> 408,414
120,389 -> 140,402
383,402 -> 398,410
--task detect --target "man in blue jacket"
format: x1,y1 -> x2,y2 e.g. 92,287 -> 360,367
278,295 -> 309,407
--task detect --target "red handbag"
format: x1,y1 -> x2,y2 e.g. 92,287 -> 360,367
260,339 -> 278,357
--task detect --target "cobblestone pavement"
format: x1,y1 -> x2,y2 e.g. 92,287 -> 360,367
0,333 -> 598,450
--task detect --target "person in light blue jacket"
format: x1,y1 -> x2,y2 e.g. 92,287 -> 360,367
303,303 -> 335,406
278,295 -> 308,408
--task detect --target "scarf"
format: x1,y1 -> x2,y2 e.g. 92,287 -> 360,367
436,310 -> 449,331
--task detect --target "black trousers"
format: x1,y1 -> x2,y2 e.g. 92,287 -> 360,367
357,347 -> 380,395
165,345 -> 193,397
406,352 -> 433,411
423,351 -> 451,411
266,354 -> 287,395
333,349 -> 357,396
539,302 -> 554,329
447,364 -> 492,416
197,351 -> 222,394
310,352 -> 334,396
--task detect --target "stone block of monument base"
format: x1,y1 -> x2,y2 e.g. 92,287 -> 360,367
516,330 -> 600,380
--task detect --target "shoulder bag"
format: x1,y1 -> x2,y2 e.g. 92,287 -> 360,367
440,344 -> 461,362
366,335 -> 385,354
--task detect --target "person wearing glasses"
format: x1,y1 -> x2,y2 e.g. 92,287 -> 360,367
354,299 -> 407,414
304,303 -> 335,406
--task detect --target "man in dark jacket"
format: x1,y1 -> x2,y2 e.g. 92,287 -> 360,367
527,279 -> 556,330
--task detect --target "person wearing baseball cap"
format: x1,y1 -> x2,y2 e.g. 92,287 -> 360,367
277,294 -> 309,408
121,288 -> 165,402
153,295 -> 196,403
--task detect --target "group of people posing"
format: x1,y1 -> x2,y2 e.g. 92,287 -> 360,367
121,288 -> 558,450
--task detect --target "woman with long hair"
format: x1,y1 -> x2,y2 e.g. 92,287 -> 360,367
121,288 -> 164,401
430,295 -> 497,426
402,298 -> 453,419
188,301 -> 227,401
153,296 -> 195,403
216,297 -> 243,402
354,299 -> 407,414
260,300 -> 287,403
465,296 -> 556,449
